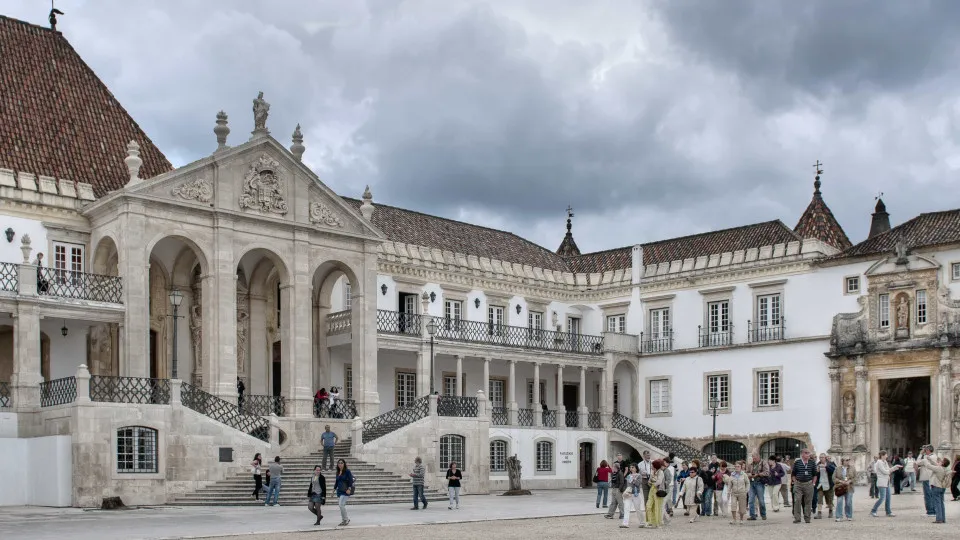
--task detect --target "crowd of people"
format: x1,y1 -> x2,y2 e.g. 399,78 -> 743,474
593,445 -> 955,528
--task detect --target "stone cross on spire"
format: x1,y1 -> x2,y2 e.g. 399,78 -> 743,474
556,205 -> 580,257
812,159 -> 823,196
566,205 -> 574,232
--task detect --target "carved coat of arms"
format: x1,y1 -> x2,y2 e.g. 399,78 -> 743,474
309,201 -> 344,228
239,155 -> 288,215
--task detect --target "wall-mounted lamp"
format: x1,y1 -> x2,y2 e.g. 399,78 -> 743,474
429,291 -> 436,303
4,228 -> 13,243
380,283 -> 388,296
515,304 -> 522,315
474,298 -> 481,309
61,320 -> 68,337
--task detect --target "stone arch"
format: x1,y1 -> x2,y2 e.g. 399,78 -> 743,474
703,440 -> 747,464
758,437 -> 808,459
233,245 -> 291,286
144,232 -> 212,276
148,256 -> 171,379
236,248 -> 290,399
312,259 -> 361,307
92,234 -> 120,276
612,359 -> 637,416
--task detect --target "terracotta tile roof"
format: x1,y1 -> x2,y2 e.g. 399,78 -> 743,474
640,220 -> 802,267
568,247 -> 632,273
793,182 -> 852,250
841,208 -> 960,258
0,15 -> 171,197
341,197 -> 571,270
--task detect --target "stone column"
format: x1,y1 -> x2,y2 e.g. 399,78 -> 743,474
116,211 -> 150,378
483,357 -> 491,418
353,246 -> 381,418
828,361 -> 842,453
600,366 -> 610,429
533,362 -> 542,427
416,350 -> 430,397
507,359 -> 517,425
313,299 -> 329,393
938,348 -> 953,450
11,302 -> 42,411
578,366 -> 588,427
75,364 -> 91,404
249,293 -> 269,395
854,355 -> 868,450
282,240 -> 314,417
207,252 -> 237,401
455,355 -> 463,397
556,364 -> 564,426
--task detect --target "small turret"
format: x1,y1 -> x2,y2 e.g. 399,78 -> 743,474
868,195 -> 891,239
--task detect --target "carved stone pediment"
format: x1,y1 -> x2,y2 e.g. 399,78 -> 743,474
309,200 -> 344,228
172,177 -> 213,203
239,155 -> 287,215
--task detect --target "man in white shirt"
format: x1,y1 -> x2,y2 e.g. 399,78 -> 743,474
903,451 -> 917,492
917,445 -> 938,517
870,451 -> 899,517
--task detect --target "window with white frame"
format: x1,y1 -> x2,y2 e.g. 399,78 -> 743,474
488,305 -> 505,336
344,366 -> 353,399
953,263 -> 960,281
756,370 -> 781,408
396,371 -> 416,408
343,282 -> 352,310
490,440 -> 507,472
535,440 -> 554,472
527,380 -> 546,407
443,375 -> 457,397
528,310 -> 543,339
439,434 -> 465,469
707,374 -> 730,410
116,426 -> 158,473
488,379 -> 505,409
444,299 -> 462,330
756,294 -> 781,327
917,290 -> 927,324
606,314 -> 626,334
845,276 -> 860,294
613,382 -> 619,414
650,308 -> 670,338
53,241 -> 84,274
649,378 -> 670,414
879,294 -> 890,328
707,301 -> 730,334
567,316 -> 582,335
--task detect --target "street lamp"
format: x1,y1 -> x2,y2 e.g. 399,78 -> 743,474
168,288 -> 184,379
709,396 -> 720,453
426,317 -> 438,395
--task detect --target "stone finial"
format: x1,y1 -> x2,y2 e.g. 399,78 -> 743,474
20,234 -> 32,264
251,91 -> 270,139
290,124 -> 305,161
360,185 -> 375,220
214,110 -> 230,152
124,140 -> 143,185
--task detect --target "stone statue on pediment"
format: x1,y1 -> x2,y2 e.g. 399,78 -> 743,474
252,91 -> 270,134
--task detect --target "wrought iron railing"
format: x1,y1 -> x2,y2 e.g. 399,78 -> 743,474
313,398 -> 357,419
588,411 -> 602,429
37,267 -> 123,304
0,381 -> 10,408
517,408 -> 533,427
612,412 -> 706,460
438,396 -> 478,417
90,376 -> 170,404
542,409 -> 556,427
565,410 -> 580,428
362,395 -> 429,443
326,310 -> 351,336
491,406 -> 508,426
640,331 -> 673,353
698,326 -> 733,347
422,314 -> 605,355
0,262 -> 18,292
40,376 -> 77,407
181,382 -> 269,441
243,394 -> 286,416
377,309 -> 422,335
748,319 -> 785,342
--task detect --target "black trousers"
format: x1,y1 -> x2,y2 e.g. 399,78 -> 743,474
253,474 -> 263,498
951,471 -> 960,500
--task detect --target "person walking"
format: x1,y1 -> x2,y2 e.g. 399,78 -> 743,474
251,453 -> 263,501
644,459 -> 668,529
446,461 -> 463,509
320,425 -> 338,471
334,459 -> 355,526
409,457 -> 427,510
891,454 -> 904,495
703,455 -> 719,517
679,464 -> 704,523
264,456 -> 283,506
814,454 -> 836,519
723,461 -> 749,525
832,457 -> 855,522
605,462 -> 627,520
746,451 -> 769,520
870,450 -> 900,517
620,464 -> 640,528
868,456 -> 878,498
918,445 -> 938,517
765,456 -> 784,513
638,451 -> 653,501
903,451 -> 917,492
778,455 -> 792,507
713,461 -> 729,518
595,459 -> 612,508
920,456 -> 952,524
951,455 -> 960,501
307,465 -> 327,526
791,448 -> 817,524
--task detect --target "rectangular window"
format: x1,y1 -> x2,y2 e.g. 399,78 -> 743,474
757,370 -> 781,407
953,263 -> 960,281
443,375 -> 457,397
116,426 -> 158,473
396,371 -> 416,408
917,290 -> 927,324
344,366 -> 353,400
567,316 -> 581,335
490,440 -> 507,472
528,311 -> 543,340
756,294 -> 781,327
708,301 -> 730,333
444,299 -> 462,330
526,380 -> 546,407
343,282 -> 352,311
650,308 -> 670,338
488,305 -> 505,336
439,435 -> 465,470
488,379 -> 505,408
606,314 -> 626,333
649,378 -> 670,414
845,276 -> 860,294
535,441 -> 553,472
879,294 -> 890,328
53,242 -> 84,273
613,382 -> 619,414
399,292 -> 418,334
707,374 -> 730,410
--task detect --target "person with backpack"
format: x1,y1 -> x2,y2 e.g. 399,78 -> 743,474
766,455 -> 785,512
307,465 -> 327,526
334,459 -> 355,526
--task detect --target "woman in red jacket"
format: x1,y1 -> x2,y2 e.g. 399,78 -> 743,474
596,459 -> 613,508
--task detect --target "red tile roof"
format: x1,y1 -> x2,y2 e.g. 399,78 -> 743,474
0,15 -> 171,197
793,181 -> 852,250
841,208 -> 960,258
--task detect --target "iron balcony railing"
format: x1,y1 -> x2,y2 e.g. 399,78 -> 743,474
748,319 -> 785,343
244,394 -> 286,416
517,408 -> 534,426
362,395 -> 429,443
377,309 -> 422,335
612,412 -> 706,461
40,376 -> 77,407
37,267 -> 123,304
0,262 -> 19,292
698,326 -> 734,348
542,410 -> 556,427
491,406 -> 508,426
565,410 -> 580,428
0,381 -> 10,408
326,310 -> 351,336
588,411 -> 602,429
429,315 -> 604,355
181,383 -> 269,441
438,396 -> 478,417
313,398 -> 357,419
640,330 -> 673,353
90,376 -> 170,405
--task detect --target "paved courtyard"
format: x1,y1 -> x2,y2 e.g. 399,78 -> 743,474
0,489 -> 956,540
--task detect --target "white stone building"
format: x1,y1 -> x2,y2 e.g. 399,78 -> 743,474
1,14 -> 958,507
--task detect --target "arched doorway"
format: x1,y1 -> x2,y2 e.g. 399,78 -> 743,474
612,359 -> 636,417
703,440 -> 747,464
89,236 -> 120,376
759,438 -> 807,459
239,248 -> 289,404
579,441 -> 595,488
313,260 -> 361,415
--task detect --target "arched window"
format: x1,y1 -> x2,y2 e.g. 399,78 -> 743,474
117,426 -> 158,473
536,440 -> 554,472
759,438 -> 807,459
440,434 -> 465,469
702,440 -> 746,464
490,440 -> 508,472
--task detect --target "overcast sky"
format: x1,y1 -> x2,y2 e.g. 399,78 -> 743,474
8,1 -> 960,254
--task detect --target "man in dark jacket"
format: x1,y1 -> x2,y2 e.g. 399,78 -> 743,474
605,462 -> 628,520
702,455 -> 720,516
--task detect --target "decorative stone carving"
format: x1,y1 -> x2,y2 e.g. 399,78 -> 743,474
309,201 -> 344,228
894,241 -> 909,264
251,91 -> 270,138
843,391 -> 856,424
190,271 -> 203,387
894,292 -> 910,340
239,155 -> 288,215
236,278 -> 250,375
214,110 -> 230,151
172,178 -> 213,203
124,140 -> 143,185
20,234 -> 32,264
290,124 -> 305,161
953,385 -> 960,429
830,295 -> 866,351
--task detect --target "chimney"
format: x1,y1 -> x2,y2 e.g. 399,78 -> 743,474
868,198 -> 890,239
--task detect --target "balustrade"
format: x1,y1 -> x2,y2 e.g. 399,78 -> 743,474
748,319 -> 785,342
0,381 -> 10,408
244,394 -> 286,416
438,395 -> 478,417
38,267 -> 123,303
90,376 -> 170,405
491,406 -> 508,426
40,376 -> 77,407
517,408 -> 534,427
326,310 -> 351,336
0,262 -> 18,292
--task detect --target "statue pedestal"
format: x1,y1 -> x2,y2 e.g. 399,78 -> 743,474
501,489 -> 532,496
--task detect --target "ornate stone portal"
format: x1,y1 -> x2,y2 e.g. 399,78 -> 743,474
236,270 -> 250,385
239,155 -> 287,215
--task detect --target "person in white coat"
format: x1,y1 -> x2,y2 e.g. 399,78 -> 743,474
870,451 -> 901,517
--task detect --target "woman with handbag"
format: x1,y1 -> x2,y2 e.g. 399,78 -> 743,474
645,459 -> 668,529
620,464 -> 640,528
334,459 -> 355,527
595,460 -> 612,508
679,464 -> 704,522
832,457 -> 855,522
723,461 -> 750,525
307,465 -> 327,526
250,453 -> 263,501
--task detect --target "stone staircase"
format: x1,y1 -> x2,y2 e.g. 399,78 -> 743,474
612,413 -> 707,461
171,439 -> 447,506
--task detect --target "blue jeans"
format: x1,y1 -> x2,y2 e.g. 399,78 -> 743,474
701,487 -> 714,516
748,481 -> 766,518
835,491 -> 853,519
871,486 -> 891,515
264,478 -> 281,505
931,486 -> 945,522
412,484 -> 426,508
922,480 -> 934,515
338,494 -> 350,522
596,481 -> 610,506
904,472 -> 916,490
